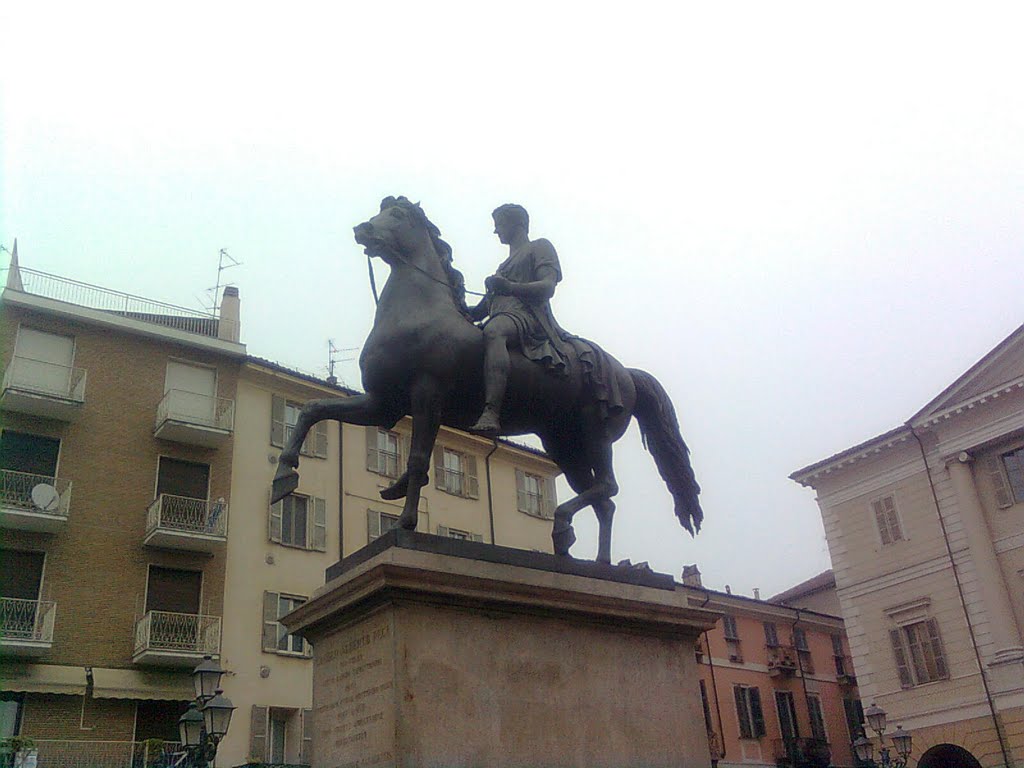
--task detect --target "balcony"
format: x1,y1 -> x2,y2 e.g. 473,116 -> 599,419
133,610 -> 221,667
153,389 -> 235,448
767,644 -> 799,677
0,597 -> 56,657
0,469 -> 72,533
773,738 -> 831,768
835,655 -> 857,686
1,356 -> 86,421
144,495 -> 227,552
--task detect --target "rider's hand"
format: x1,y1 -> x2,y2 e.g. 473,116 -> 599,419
486,275 -> 512,295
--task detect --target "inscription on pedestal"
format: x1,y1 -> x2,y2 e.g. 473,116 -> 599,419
314,613 -> 395,768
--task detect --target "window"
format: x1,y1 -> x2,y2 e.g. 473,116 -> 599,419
0,693 -> 23,737
434,447 -> 478,498
367,509 -> 402,542
262,592 -> 309,656
437,525 -> 484,542
763,622 -> 779,647
843,698 -> 865,741
793,627 -> 814,673
890,619 -> 948,687
984,448 -> 1024,507
135,701 -> 190,742
832,634 -> 850,676
872,495 -> 904,545
733,685 -> 765,739
0,430 -> 61,509
269,494 -> 327,551
271,395 -> 328,458
722,615 -> 739,641
249,706 -> 312,764
11,327 -> 80,398
516,469 -> 554,518
807,694 -> 828,742
366,428 -> 400,478
775,691 -> 799,741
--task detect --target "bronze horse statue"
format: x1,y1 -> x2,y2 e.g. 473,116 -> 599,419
272,197 -> 702,563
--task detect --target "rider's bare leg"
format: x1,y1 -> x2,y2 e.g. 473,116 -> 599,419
470,315 -> 518,437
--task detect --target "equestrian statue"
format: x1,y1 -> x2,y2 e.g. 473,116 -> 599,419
271,196 -> 703,563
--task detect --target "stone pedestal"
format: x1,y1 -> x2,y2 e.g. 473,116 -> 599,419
283,531 -> 718,768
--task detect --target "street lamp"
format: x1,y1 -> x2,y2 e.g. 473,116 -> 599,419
177,656 -> 236,767
854,704 -> 913,768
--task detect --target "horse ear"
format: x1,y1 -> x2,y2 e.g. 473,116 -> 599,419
380,196 -> 397,211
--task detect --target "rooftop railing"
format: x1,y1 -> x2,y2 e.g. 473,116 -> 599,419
0,469 -> 72,517
11,267 -> 235,340
146,494 -> 228,538
0,597 -> 56,643
134,610 -> 221,657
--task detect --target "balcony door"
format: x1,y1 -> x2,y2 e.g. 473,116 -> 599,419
165,361 -> 216,425
145,566 -> 201,615
0,550 -> 44,601
0,431 -> 60,476
14,328 -> 74,396
775,690 -> 800,741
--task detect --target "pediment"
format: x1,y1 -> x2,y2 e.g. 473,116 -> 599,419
912,323 -> 1024,424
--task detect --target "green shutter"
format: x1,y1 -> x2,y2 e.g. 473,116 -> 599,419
249,705 -> 268,761
437,524 -> 449,537
890,628 -> 914,687
515,469 -> 527,512
873,500 -> 892,545
315,421 -> 328,458
367,509 -> 381,542
470,532 -> 484,543
434,447 -> 445,490
301,707 -> 314,763
312,497 -> 327,552
734,686 -> 752,739
365,427 -> 380,473
465,454 -> 479,499
262,592 -> 279,652
983,455 -> 1015,508
749,687 -> 765,737
927,619 -> 949,679
269,499 -> 283,543
542,475 -> 557,518
271,395 -> 285,447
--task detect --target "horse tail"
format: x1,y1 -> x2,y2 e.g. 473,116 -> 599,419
629,368 -> 703,535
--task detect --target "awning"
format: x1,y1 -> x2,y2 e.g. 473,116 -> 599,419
1,664 -> 87,695
90,667 -> 193,701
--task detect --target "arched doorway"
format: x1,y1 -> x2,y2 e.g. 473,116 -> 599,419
917,743 -> 983,768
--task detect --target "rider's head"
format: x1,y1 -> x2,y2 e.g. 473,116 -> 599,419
492,204 -> 529,244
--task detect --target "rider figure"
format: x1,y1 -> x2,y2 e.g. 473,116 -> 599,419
468,204 -> 574,437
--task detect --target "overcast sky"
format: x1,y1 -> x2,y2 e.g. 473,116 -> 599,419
3,3 -> 1022,597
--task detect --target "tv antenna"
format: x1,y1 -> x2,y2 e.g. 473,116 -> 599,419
202,249 -> 242,315
327,339 -> 358,385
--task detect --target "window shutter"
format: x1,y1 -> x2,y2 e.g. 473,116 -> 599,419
465,454 -> 479,499
734,687 -> 752,739
262,592 -> 279,652
749,687 -> 765,737
365,427 -> 380,473
926,619 -> 949,679
873,500 -> 892,545
314,421 -> 328,458
883,496 -> 904,541
269,499 -> 283,543
764,622 -> 778,647
542,475 -> 557,519
367,509 -> 381,542
983,455 -> 1014,508
470,532 -> 484,542
399,434 -> 411,477
437,524 -> 449,537
434,447 -> 445,490
515,469 -> 527,512
312,497 -> 327,552
301,707 -> 314,764
889,628 -> 914,687
249,705 -> 268,761
271,395 -> 285,447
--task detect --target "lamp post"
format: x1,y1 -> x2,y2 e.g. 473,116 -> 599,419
178,655 -> 235,767
853,703 -> 913,768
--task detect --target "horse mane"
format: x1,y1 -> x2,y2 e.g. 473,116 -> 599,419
380,196 -> 470,316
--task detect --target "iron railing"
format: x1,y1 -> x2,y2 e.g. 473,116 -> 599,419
12,267 -> 235,340
1,739 -> 185,768
2,355 -> 87,402
146,495 -> 227,538
0,597 -> 56,643
773,737 -> 832,768
134,611 -> 221,657
0,469 -> 72,517
155,389 -> 235,432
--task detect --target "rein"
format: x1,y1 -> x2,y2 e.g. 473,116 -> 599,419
365,251 -> 485,308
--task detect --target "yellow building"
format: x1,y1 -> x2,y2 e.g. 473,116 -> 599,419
215,361 -> 561,766
792,323 -> 1024,768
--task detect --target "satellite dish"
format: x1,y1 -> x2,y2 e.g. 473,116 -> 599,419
31,483 -> 60,512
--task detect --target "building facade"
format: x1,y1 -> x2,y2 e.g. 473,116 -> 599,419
682,569 -> 862,768
792,323 -> 1024,768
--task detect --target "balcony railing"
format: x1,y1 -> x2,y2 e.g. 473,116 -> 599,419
154,389 -> 235,448
145,495 -> 227,552
0,739 -> 184,768
134,610 -> 221,664
1,356 -> 87,421
768,644 -> 799,676
0,597 -> 56,648
773,738 -> 831,768
0,469 -> 72,530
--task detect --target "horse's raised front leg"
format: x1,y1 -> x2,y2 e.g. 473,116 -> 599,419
272,394 -> 392,504
397,378 -> 442,530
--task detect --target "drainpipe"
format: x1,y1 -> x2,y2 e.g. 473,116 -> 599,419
794,608 -> 812,737
699,589 -> 726,761
909,425 -> 1013,768
484,439 -> 499,545
336,419 -> 344,558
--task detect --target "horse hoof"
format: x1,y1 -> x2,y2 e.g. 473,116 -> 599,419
271,466 -> 300,504
552,525 -> 576,556
398,511 -> 418,531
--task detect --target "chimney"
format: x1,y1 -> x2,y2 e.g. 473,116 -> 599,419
725,585 -> 732,595
753,588 -> 761,600
680,564 -> 702,588
218,286 -> 240,342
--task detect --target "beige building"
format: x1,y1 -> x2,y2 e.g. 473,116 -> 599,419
210,361 -> 561,766
792,323 -> 1024,768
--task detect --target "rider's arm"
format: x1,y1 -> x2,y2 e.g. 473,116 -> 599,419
503,266 -> 558,302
